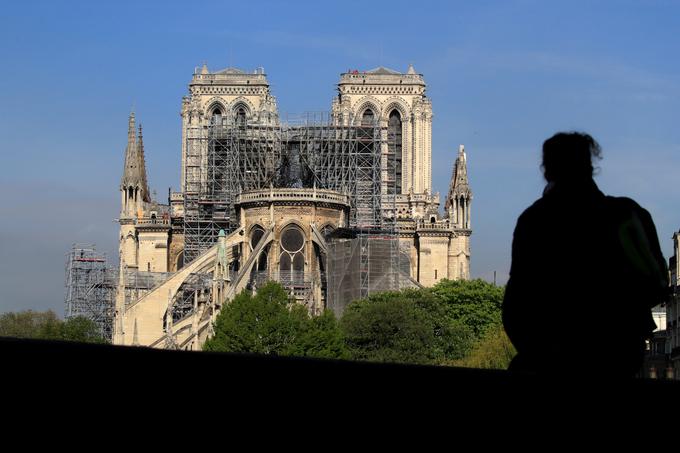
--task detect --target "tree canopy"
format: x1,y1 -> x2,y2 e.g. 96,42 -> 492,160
430,278 -> 505,339
448,324 -> 517,369
203,279 -> 509,369
0,310 -> 104,343
340,289 -> 473,365
204,281 -> 348,359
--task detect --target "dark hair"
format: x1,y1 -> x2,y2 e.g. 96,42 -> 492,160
541,132 -> 602,182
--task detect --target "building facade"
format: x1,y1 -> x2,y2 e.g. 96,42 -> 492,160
112,65 -> 473,349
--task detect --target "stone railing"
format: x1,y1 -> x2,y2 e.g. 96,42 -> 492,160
191,72 -> 268,84
339,72 -> 424,85
416,222 -> 451,231
392,193 -> 440,204
137,217 -> 170,226
236,188 -> 349,206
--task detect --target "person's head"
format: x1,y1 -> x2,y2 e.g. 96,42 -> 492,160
541,132 -> 602,183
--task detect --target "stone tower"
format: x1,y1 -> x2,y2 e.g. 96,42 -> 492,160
332,64 -> 433,196
180,65 -> 279,191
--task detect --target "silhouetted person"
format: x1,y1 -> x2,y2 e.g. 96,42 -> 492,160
503,132 -> 668,378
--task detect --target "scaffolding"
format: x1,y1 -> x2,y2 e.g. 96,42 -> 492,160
182,111 -> 411,313
168,272 -> 213,323
325,229 -> 415,317
64,244 -> 179,340
183,113 -> 383,263
64,244 -> 117,340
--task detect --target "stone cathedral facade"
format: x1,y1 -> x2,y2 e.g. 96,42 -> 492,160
112,65 -> 472,349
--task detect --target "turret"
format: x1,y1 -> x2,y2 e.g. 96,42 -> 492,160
446,145 -> 472,229
118,111 -> 151,270
120,111 -> 150,219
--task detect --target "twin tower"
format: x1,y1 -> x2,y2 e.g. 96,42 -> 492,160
115,64 -> 472,347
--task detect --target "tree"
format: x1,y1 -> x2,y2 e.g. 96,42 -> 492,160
0,310 -> 104,343
59,316 -> 105,343
204,281 -> 349,359
430,279 -> 505,339
340,291 -> 473,365
0,310 -> 61,339
290,309 -> 350,360
448,324 -> 517,370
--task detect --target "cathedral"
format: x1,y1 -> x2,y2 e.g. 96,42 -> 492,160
112,64 -> 472,349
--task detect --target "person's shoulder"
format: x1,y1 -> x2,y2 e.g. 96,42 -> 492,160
605,195 -> 650,216
517,198 -> 546,222
605,195 -> 640,207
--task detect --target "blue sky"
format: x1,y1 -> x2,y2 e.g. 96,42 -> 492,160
1,0 -> 679,313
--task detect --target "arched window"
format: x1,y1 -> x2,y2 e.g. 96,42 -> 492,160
388,110 -> 403,194
250,226 -> 268,272
235,106 -> 247,127
251,227 -> 264,250
176,251 -> 184,271
361,109 -> 374,126
211,106 -> 223,125
279,225 -> 305,285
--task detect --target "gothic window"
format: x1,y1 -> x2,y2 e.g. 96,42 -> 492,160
250,226 -> 268,272
361,108 -> 374,126
235,106 -> 247,127
211,106 -> 223,125
388,110 -> 402,194
176,251 -> 184,271
279,225 -> 305,285
251,226 -> 265,250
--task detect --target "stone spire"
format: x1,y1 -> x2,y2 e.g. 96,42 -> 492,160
446,145 -> 473,228
120,111 -> 150,203
449,145 -> 471,196
137,123 -> 150,202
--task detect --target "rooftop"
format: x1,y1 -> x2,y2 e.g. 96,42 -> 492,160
190,64 -> 269,85
339,64 -> 424,85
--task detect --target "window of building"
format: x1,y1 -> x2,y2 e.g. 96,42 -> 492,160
387,110 -> 402,194
250,226 -> 268,272
361,108 -> 374,126
236,107 -> 247,127
211,106 -> 223,125
280,225 -> 305,285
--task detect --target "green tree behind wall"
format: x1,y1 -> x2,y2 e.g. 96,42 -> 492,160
204,281 -> 348,359
0,310 -> 104,343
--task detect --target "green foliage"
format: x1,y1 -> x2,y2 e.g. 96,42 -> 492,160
203,279 -> 509,369
290,310 -> 350,360
0,310 -> 104,343
340,290 -> 473,365
449,324 -> 517,370
204,281 -> 348,359
59,316 -> 106,343
430,279 -> 505,339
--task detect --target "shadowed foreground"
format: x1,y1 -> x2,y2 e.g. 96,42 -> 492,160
3,336 -> 677,416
